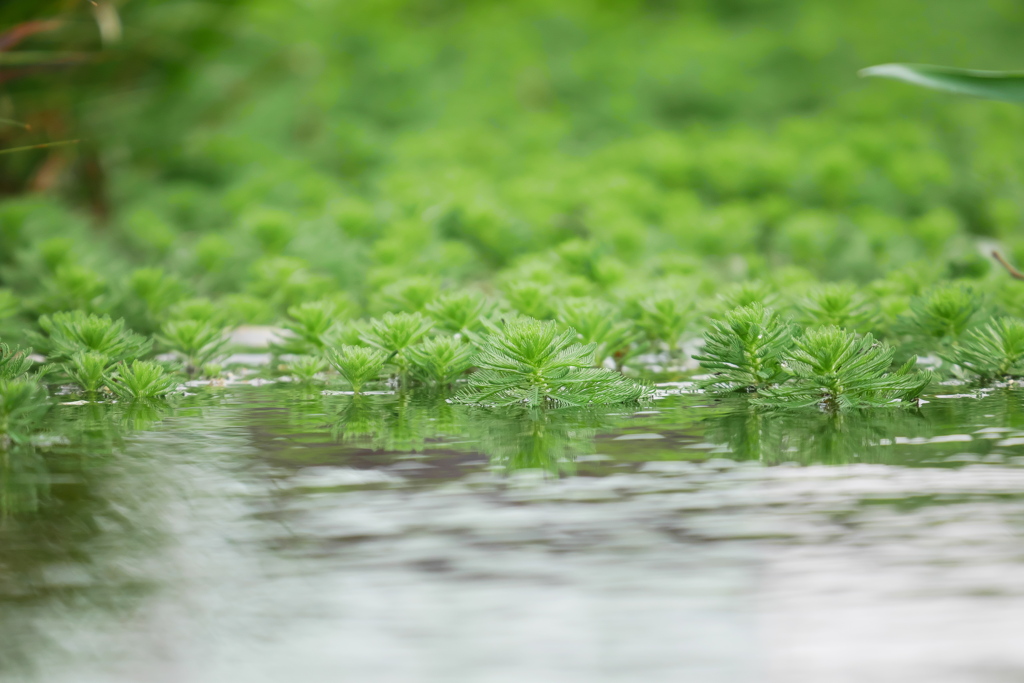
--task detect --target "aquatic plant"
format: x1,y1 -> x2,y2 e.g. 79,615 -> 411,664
286,355 -> 328,383
124,267 -> 187,331
372,277 -> 440,315
456,318 -> 650,407
156,319 -> 229,375
247,256 -> 337,313
36,264 -> 108,314
951,317 -> 1024,380
502,282 -> 558,320
795,283 -> 879,333
166,298 -> 220,323
1,0 -> 1023,413
333,320 -> 371,347
106,361 -> 179,400
557,298 -> 641,369
246,208 -> 295,254
899,284 -> 982,351
425,291 -> 495,337
694,304 -> 794,392
637,293 -> 693,355
325,345 -> 388,393
756,327 -> 929,411
361,312 -> 434,378
0,341 -> 32,380
275,300 -> 347,355
0,289 -> 18,322
407,336 -> 474,386
716,281 -> 780,312
64,351 -> 110,394
37,312 -> 151,364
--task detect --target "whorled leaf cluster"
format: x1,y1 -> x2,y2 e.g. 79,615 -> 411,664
695,304 -> 933,411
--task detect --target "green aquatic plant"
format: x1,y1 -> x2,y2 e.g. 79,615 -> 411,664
286,355 -> 328,383
372,277 -> 440,315
951,317 -> 1024,380
4,1 -> 1024,406
333,319 -> 371,347
361,312 -> 434,378
716,281 -> 780,313
106,361 -> 180,400
37,311 -> 151,364
246,256 -> 338,313
456,318 -> 650,407
425,291 -> 495,337
36,264 -> 107,314
795,283 -> 879,333
325,345 -> 388,393
166,298 -> 220,323
637,292 -> 693,355
557,298 -> 641,369
407,336 -> 475,386
275,300 -> 346,355
124,267 -> 187,330
899,284 -> 981,349
246,208 -> 296,254
756,327 -> 929,411
63,351 -> 110,394
156,319 -> 229,375
0,289 -> 18,322
502,282 -> 558,320
0,341 -> 32,380
0,377 -> 49,444
694,304 -> 794,392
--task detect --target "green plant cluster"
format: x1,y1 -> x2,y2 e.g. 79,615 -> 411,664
694,291 -> 1024,411
696,304 -> 931,411
1,0 -> 1024,341
3,0 -> 1024,426
0,313 -> 183,445
307,311 -> 651,407
8,271 -> 1024,431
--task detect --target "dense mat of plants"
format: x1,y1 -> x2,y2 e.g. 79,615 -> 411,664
5,275 -> 1024,450
3,0 -> 1024,440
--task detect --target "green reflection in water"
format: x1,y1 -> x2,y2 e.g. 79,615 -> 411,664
462,407 -> 605,475
252,385 -> 1024,474
326,391 -> 461,453
318,391 -> 627,475
703,406 -> 929,465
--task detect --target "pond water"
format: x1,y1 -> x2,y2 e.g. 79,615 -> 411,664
4,384 -> 1024,682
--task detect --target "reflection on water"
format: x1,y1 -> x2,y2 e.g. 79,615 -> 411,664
704,408 -> 933,464
4,385 -> 1024,680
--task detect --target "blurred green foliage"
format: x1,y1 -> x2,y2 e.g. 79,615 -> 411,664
0,0 -> 1023,326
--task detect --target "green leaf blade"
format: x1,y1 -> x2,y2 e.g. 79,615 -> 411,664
860,63 -> 1024,104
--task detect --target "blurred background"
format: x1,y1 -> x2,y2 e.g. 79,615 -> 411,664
2,0 -> 1024,337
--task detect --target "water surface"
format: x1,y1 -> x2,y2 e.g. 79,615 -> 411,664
4,385 -> 1024,682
